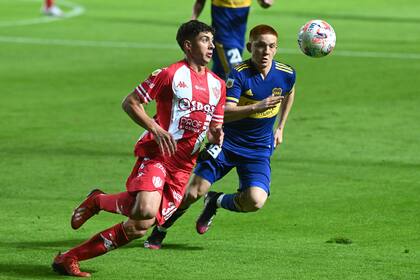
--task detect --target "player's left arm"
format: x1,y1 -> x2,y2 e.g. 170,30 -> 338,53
207,79 -> 226,146
191,0 -> 206,20
224,70 -> 282,122
207,124 -> 224,145
274,86 -> 295,148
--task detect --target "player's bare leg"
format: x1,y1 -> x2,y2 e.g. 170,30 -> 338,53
53,218 -> 154,277
196,187 -> 268,234
232,187 -> 268,212
54,191 -> 160,277
145,175 -> 211,249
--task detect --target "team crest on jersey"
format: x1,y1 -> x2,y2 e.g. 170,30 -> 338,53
172,190 -> 183,202
212,86 -> 221,100
226,78 -> 234,88
152,176 -> 163,189
244,89 -> 253,96
272,88 -> 283,96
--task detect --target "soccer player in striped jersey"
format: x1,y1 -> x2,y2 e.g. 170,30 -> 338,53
192,0 -> 274,80
52,20 -> 226,277
144,24 -> 296,248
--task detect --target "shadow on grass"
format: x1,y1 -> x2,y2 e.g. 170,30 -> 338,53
0,238 -> 204,252
0,263 -> 97,279
0,239 -> 90,250
121,241 -> 205,251
159,243 -> 204,251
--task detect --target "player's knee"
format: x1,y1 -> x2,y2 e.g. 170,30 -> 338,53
185,175 -> 211,203
196,186 -> 210,197
240,199 -> 265,212
131,203 -> 157,220
123,220 -> 151,240
248,198 -> 266,211
124,224 -> 146,240
184,189 -> 200,204
239,189 -> 267,212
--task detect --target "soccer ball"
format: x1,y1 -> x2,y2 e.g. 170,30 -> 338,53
298,20 -> 336,58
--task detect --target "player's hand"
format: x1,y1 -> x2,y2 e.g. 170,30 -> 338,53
207,126 -> 224,146
253,95 -> 283,113
274,127 -> 283,148
151,125 -> 177,156
258,0 -> 274,9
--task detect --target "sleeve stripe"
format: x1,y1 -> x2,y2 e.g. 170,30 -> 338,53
212,115 -> 223,120
275,66 -> 294,74
138,84 -> 152,101
136,85 -> 152,102
226,96 -> 239,102
135,87 -> 147,102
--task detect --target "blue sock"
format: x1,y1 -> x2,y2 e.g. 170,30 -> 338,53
220,194 -> 240,212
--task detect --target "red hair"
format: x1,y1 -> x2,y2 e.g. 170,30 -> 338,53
249,24 -> 278,41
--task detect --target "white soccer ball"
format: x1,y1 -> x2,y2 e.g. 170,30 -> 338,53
298,20 -> 336,58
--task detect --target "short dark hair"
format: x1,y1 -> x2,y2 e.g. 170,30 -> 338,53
249,24 -> 278,41
176,20 -> 215,52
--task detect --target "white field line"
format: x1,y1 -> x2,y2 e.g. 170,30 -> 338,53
0,36 -> 177,50
0,0 -> 85,27
0,35 -> 420,60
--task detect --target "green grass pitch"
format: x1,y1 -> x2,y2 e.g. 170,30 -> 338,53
1,0 -> 420,279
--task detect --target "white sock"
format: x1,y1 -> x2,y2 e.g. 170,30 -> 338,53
216,194 -> 224,208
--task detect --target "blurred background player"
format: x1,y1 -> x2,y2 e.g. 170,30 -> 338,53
192,0 -> 274,80
51,20 -> 225,277
42,0 -> 63,16
144,24 -> 295,249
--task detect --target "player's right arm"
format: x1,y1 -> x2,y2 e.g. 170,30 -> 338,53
224,70 -> 282,123
191,0 -> 206,20
122,93 -> 177,156
224,96 -> 283,122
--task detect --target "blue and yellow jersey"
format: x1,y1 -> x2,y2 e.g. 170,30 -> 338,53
211,0 -> 251,49
223,59 -> 296,158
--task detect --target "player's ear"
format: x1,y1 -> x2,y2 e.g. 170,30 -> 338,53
184,40 -> 192,52
246,42 -> 252,52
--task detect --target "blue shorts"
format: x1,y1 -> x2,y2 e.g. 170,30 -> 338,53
194,148 -> 271,194
212,42 -> 243,80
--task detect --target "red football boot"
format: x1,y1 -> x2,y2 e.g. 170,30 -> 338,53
71,189 -> 105,230
52,253 -> 91,277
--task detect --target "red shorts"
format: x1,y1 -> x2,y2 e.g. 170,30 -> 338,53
126,157 -> 191,225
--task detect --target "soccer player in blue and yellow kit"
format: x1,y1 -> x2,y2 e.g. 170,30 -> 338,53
145,24 -> 295,248
192,0 -> 274,80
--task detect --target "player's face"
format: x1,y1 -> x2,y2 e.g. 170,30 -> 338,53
189,32 -> 215,66
249,34 -> 277,70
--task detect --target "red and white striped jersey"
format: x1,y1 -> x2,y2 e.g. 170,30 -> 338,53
132,60 -> 226,171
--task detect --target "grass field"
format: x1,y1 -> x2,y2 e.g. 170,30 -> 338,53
1,0 -> 420,279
